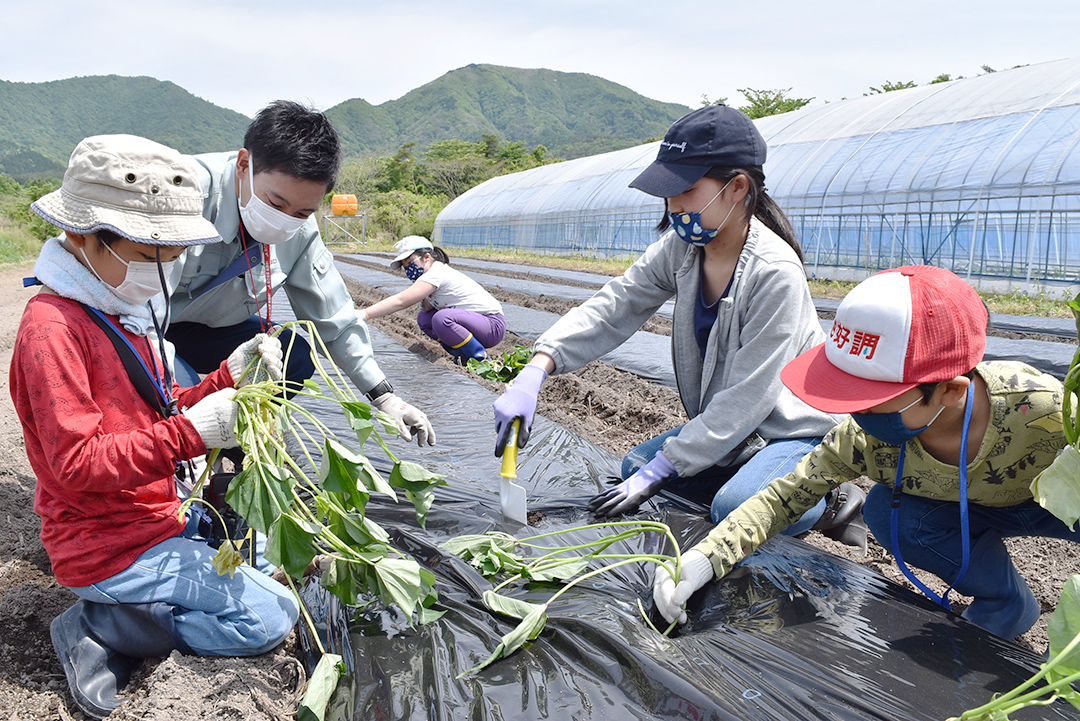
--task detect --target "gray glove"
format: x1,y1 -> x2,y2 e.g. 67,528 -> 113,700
652,549 -> 714,625
371,391 -> 436,447
227,333 -> 283,387
183,388 -> 239,449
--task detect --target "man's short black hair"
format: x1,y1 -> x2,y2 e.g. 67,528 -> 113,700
243,100 -> 341,189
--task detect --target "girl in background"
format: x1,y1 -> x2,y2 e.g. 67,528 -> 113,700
363,236 -> 505,363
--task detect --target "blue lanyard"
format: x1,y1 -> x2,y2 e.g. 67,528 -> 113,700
889,382 -> 974,610
84,306 -> 175,415
193,240 -> 263,299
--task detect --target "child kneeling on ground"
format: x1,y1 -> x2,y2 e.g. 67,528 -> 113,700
10,135 -> 296,719
362,235 -> 506,363
654,265 -> 1073,640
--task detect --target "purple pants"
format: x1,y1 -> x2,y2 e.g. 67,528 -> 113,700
417,308 -> 506,349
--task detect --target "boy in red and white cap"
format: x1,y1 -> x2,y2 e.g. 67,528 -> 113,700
654,265 -> 1073,639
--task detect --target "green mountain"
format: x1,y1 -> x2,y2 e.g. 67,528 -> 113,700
0,75 -> 249,181
0,66 -> 690,181
327,64 -> 690,159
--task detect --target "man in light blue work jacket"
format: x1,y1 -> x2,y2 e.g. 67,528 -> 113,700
166,100 -> 434,446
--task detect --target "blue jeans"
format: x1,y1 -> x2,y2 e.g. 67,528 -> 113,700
863,486 -> 1080,599
167,316 -> 315,390
67,515 -> 299,657
622,427 -> 826,535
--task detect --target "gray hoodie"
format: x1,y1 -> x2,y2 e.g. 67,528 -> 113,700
533,217 -> 842,477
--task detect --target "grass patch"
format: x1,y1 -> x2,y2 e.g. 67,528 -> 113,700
0,222 -> 42,266
986,288 -> 1072,318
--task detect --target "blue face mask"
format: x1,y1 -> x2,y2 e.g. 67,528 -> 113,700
669,178 -> 736,247
851,396 -> 945,446
405,261 -> 425,282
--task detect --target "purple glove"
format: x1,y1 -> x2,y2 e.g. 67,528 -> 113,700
493,364 -> 547,457
589,451 -> 676,517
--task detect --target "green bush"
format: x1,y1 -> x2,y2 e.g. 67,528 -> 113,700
365,190 -> 445,242
0,175 -> 57,263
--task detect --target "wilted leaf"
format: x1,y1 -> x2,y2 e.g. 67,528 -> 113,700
459,602 -> 548,677
211,539 -> 245,578
528,557 -> 591,581
297,653 -> 344,721
442,532 -> 516,559
482,591 -> 546,620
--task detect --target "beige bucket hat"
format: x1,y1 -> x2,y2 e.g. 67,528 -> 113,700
31,134 -> 221,247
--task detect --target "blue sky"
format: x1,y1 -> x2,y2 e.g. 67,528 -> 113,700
3,0 -> 1078,118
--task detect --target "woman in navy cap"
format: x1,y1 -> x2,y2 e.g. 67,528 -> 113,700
493,105 -> 865,544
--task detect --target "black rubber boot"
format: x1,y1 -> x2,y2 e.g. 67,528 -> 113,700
50,601 -> 140,720
82,601 -> 194,657
812,482 -> 869,554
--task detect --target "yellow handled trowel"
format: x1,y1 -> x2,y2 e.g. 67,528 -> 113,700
499,419 -> 528,525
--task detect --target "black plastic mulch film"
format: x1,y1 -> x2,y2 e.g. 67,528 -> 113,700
276,283 -> 1076,721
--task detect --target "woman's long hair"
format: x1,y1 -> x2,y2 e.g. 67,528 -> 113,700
655,166 -> 804,263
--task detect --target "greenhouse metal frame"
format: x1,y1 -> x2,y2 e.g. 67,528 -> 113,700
434,57 -> 1080,292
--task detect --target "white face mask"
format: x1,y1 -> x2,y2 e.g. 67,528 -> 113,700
82,242 -> 174,306
237,159 -> 308,245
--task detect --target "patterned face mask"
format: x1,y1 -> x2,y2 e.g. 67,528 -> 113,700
405,261 -> 425,282
669,177 -> 735,247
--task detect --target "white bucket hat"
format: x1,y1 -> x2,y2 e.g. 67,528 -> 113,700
390,235 -> 434,269
31,134 -> 221,247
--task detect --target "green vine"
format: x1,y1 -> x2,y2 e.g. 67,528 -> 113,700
955,291 -> 1080,719
179,320 -> 446,718
466,344 -> 532,383
443,521 -> 683,676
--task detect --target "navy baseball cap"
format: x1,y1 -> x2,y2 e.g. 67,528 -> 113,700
630,105 -> 767,198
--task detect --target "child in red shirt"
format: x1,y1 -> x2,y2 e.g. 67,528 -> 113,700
11,134 -> 296,719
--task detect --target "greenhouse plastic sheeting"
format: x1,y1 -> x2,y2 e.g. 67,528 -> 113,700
434,58 -> 1080,288
294,329 -> 1076,721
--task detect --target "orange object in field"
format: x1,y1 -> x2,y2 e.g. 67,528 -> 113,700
331,194 -> 358,216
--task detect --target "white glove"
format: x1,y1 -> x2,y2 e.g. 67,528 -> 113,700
183,388 -> 239,449
652,549 -> 714,625
371,391 -> 436,447
227,333 -> 283,387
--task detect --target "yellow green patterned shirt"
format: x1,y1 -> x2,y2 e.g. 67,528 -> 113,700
692,361 -> 1067,579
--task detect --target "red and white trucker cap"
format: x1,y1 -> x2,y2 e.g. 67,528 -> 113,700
781,265 -> 988,414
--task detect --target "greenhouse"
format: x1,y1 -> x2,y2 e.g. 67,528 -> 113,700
433,57 -> 1080,292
